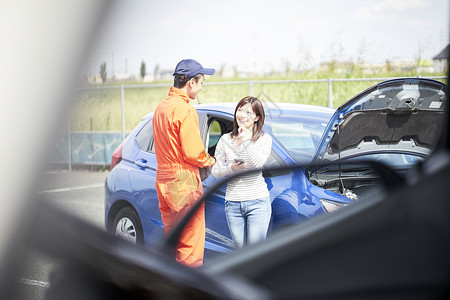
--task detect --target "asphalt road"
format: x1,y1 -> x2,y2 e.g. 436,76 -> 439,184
37,169 -> 108,228
16,169 -> 109,300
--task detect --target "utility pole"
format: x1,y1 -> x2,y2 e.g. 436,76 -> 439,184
112,53 -> 115,75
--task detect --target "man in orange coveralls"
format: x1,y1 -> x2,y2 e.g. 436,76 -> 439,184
152,59 -> 216,267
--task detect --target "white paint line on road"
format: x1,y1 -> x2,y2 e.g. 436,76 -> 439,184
41,170 -> 69,175
19,278 -> 50,288
38,183 -> 104,194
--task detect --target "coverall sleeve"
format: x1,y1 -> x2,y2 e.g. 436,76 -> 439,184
178,106 -> 215,168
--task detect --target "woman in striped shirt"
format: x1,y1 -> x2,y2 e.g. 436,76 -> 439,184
211,96 -> 272,248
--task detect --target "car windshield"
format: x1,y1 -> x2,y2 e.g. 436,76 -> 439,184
265,114 -> 329,164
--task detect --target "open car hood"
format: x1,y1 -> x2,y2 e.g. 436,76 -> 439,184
315,78 -> 447,162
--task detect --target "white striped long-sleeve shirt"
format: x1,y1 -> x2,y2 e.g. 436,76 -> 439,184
211,132 -> 272,201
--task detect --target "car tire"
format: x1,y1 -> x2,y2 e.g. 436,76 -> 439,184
112,207 -> 144,245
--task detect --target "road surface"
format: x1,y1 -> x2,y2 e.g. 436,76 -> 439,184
17,169 -> 108,299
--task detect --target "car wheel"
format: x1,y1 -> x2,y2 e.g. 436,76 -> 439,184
112,207 -> 144,245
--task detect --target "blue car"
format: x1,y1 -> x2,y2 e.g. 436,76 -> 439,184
105,78 -> 446,254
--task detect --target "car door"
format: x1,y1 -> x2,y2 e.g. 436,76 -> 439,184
126,118 -> 163,246
198,111 -> 236,253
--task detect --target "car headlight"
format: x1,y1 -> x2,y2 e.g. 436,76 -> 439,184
320,199 -> 349,213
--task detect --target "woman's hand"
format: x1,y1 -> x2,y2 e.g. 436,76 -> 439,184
233,127 -> 251,147
231,161 -> 247,171
238,127 -> 252,141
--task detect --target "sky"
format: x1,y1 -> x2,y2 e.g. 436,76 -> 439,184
84,0 -> 449,77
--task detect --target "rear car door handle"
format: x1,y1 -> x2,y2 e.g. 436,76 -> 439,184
134,159 -> 149,169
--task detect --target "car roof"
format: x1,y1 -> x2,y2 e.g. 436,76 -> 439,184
142,101 -> 336,121
194,101 -> 336,116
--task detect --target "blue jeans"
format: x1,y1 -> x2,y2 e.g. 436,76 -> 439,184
225,197 -> 271,248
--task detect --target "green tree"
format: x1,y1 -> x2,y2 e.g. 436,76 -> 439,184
140,60 -> 146,80
100,62 -> 107,83
385,59 -> 393,72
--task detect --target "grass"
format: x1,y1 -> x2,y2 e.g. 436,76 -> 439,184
71,70 -> 447,131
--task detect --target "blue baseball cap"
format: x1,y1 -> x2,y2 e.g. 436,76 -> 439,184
173,59 -> 215,78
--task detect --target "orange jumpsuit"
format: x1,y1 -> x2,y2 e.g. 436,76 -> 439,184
152,87 -> 215,267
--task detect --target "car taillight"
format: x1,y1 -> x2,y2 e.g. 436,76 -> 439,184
111,143 -> 123,170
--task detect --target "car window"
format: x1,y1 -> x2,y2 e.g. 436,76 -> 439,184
262,149 -> 289,177
135,119 -> 154,153
206,117 -> 233,156
264,149 -> 285,168
209,120 -> 222,148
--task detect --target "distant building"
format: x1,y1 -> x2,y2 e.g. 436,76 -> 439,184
432,44 -> 449,73
153,67 -> 173,81
219,65 -> 236,78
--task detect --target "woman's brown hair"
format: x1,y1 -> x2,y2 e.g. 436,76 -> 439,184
230,96 -> 265,142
